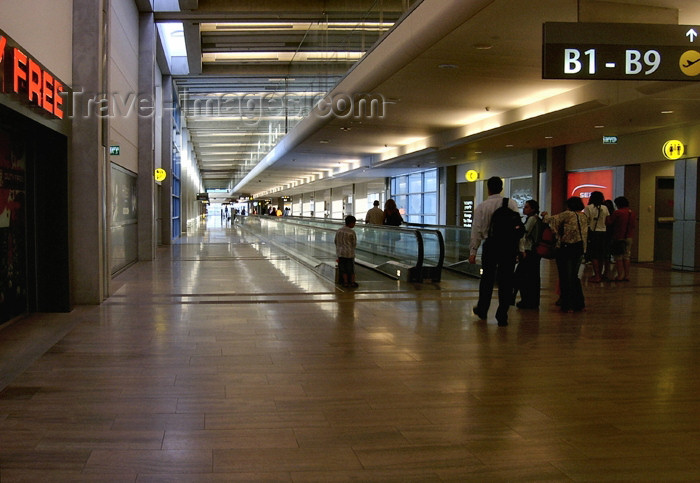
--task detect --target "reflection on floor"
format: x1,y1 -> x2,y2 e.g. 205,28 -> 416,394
1,217 -> 700,480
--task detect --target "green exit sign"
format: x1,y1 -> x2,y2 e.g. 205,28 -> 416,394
603,135 -> 618,144
109,145 -> 120,155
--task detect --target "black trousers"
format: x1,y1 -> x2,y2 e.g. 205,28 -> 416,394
555,243 -> 585,311
513,250 -> 541,308
476,240 -> 517,321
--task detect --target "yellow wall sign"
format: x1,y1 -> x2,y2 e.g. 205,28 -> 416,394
679,50 -> 700,77
154,168 -> 167,181
465,170 -> 479,182
662,140 -> 684,160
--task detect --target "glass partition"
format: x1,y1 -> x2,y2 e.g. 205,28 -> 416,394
241,215 -> 444,282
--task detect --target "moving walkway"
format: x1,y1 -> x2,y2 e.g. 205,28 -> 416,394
238,216 -> 479,283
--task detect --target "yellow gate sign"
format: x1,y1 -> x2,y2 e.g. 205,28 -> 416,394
154,168 -> 167,181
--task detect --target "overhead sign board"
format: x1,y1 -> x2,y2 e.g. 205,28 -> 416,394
543,22 -> 700,81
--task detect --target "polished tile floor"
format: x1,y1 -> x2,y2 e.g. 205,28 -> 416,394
2,218 -> 700,481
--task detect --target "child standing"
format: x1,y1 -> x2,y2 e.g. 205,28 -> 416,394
335,215 -> 358,288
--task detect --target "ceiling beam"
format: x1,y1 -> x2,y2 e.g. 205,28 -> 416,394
178,0 -> 199,10
154,11 -> 404,22
135,0 -> 153,12
197,63 -> 350,76
183,21 -> 202,74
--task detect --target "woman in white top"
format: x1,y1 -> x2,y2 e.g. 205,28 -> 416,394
584,191 -> 610,283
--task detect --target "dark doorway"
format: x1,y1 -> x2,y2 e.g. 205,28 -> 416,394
0,105 -> 70,325
654,177 -> 674,262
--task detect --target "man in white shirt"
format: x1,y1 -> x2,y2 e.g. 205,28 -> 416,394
468,176 -> 520,326
364,200 -> 384,251
365,200 -> 384,225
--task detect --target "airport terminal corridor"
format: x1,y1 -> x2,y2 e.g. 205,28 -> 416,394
1,216 -> 700,480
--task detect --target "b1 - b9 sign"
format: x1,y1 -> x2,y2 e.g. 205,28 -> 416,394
543,22 -> 700,81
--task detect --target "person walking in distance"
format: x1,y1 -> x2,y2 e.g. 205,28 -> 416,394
383,199 -> 404,251
364,200 -> 384,252
365,200 -> 384,225
469,176 -> 524,326
383,199 -> 403,226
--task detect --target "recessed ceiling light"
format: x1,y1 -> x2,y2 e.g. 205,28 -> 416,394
319,139 -> 330,144
545,136 -> 553,139
506,144 -> 514,148
661,110 -> 674,114
594,125 -> 605,129
438,63 -> 458,69
474,43 -> 493,50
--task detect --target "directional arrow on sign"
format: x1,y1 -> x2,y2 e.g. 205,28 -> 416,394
688,28 -> 698,42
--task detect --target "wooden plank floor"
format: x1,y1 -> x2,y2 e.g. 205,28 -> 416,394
2,218 -> 700,481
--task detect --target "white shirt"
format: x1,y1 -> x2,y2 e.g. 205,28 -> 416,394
469,194 -> 520,256
584,204 -> 609,232
365,206 -> 384,225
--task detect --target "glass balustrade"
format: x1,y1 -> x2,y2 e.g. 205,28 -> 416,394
240,215 -> 445,282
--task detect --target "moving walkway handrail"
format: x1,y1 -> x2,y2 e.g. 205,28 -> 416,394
243,215 -> 445,282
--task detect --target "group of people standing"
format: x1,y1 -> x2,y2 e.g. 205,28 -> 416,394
470,176 -> 636,326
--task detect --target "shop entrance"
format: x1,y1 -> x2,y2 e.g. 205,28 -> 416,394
0,105 -> 70,325
654,177 -> 674,262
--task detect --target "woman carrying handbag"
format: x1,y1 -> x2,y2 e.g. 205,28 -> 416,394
542,197 -> 588,313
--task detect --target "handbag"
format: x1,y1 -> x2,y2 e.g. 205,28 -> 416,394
535,224 -> 558,259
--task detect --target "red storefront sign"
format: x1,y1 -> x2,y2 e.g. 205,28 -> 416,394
0,30 -> 66,119
567,170 -> 614,201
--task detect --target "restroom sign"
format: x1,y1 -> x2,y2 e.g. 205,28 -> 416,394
663,140 -> 685,160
